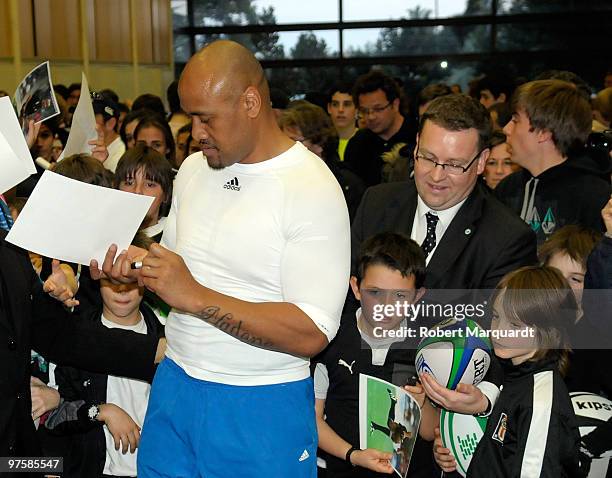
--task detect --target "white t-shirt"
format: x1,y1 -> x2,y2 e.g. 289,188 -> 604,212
141,216 -> 166,239
162,142 -> 351,385
104,136 -> 126,173
101,315 -> 150,477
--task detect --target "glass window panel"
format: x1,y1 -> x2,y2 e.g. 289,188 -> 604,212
344,25 -> 490,57
266,66 -> 341,96
174,34 -> 192,63
495,21 -> 608,51
192,0 -> 338,26
497,0 -> 612,15
172,0 -> 189,27
342,0 -> 487,21
278,30 -> 339,59
195,30 -> 338,60
252,0 -> 338,24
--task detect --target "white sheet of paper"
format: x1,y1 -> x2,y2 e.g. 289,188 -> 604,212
0,96 -> 36,175
58,72 -> 97,161
0,130 -> 31,195
6,170 -> 154,265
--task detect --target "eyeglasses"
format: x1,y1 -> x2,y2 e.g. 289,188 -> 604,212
415,141 -> 486,175
358,101 -> 393,117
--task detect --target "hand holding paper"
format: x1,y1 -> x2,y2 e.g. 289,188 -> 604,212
6,170 -> 153,265
25,120 -> 41,149
350,448 -> 394,474
90,243 -> 148,284
88,125 -> 109,163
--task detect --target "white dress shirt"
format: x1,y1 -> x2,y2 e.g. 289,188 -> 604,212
410,195 -> 468,264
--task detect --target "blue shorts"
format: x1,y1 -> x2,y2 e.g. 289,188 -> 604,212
138,358 -> 318,478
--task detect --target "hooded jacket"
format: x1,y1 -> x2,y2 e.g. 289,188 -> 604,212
494,149 -> 611,244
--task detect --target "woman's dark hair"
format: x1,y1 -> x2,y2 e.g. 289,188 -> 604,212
114,144 -> 173,217
489,129 -> 507,149
132,94 -> 166,117
119,109 -> 161,147
133,116 -> 176,168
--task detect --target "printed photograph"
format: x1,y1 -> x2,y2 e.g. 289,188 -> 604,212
359,374 -> 421,478
14,61 -> 60,135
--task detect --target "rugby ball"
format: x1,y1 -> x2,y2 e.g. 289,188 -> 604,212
570,392 -> 612,472
415,319 -> 492,389
440,409 -> 488,477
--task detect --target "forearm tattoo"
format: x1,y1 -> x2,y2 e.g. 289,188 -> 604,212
196,306 -> 273,348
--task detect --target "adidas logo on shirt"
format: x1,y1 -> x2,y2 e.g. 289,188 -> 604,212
223,177 -> 241,191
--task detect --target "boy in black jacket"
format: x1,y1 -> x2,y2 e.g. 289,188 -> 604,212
495,79 -> 611,244
314,232 -> 499,478
46,237 -> 164,478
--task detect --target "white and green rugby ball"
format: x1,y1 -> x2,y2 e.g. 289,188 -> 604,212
440,409 -> 488,477
416,319 -> 492,390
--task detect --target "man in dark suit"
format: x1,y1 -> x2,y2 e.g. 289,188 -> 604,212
350,93 -> 536,478
352,94 -> 536,291
0,230 -> 160,473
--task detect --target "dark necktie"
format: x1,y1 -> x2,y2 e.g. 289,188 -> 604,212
421,212 -> 439,257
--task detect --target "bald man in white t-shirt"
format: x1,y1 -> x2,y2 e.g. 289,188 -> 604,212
93,40 -> 350,478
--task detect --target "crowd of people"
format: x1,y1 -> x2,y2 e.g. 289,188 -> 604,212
1,39 -> 612,478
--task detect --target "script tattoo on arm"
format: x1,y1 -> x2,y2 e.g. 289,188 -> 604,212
196,306 -> 274,349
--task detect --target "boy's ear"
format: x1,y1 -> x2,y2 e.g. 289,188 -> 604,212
415,287 -> 426,303
350,276 -> 361,302
536,127 -> 553,144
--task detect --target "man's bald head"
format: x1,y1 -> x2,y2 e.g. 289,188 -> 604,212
177,40 -> 284,169
180,40 -> 269,105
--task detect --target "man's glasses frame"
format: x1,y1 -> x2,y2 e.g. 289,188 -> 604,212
358,101 -> 393,117
415,139 -> 487,175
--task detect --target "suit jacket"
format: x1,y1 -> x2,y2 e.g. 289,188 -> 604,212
351,180 -> 537,291
0,230 -> 158,461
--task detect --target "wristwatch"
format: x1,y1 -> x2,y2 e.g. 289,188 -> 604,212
87,404 -> 101,422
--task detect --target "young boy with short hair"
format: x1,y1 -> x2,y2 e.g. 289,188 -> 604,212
313,232 -> 430,477
45,234 -> 163,478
